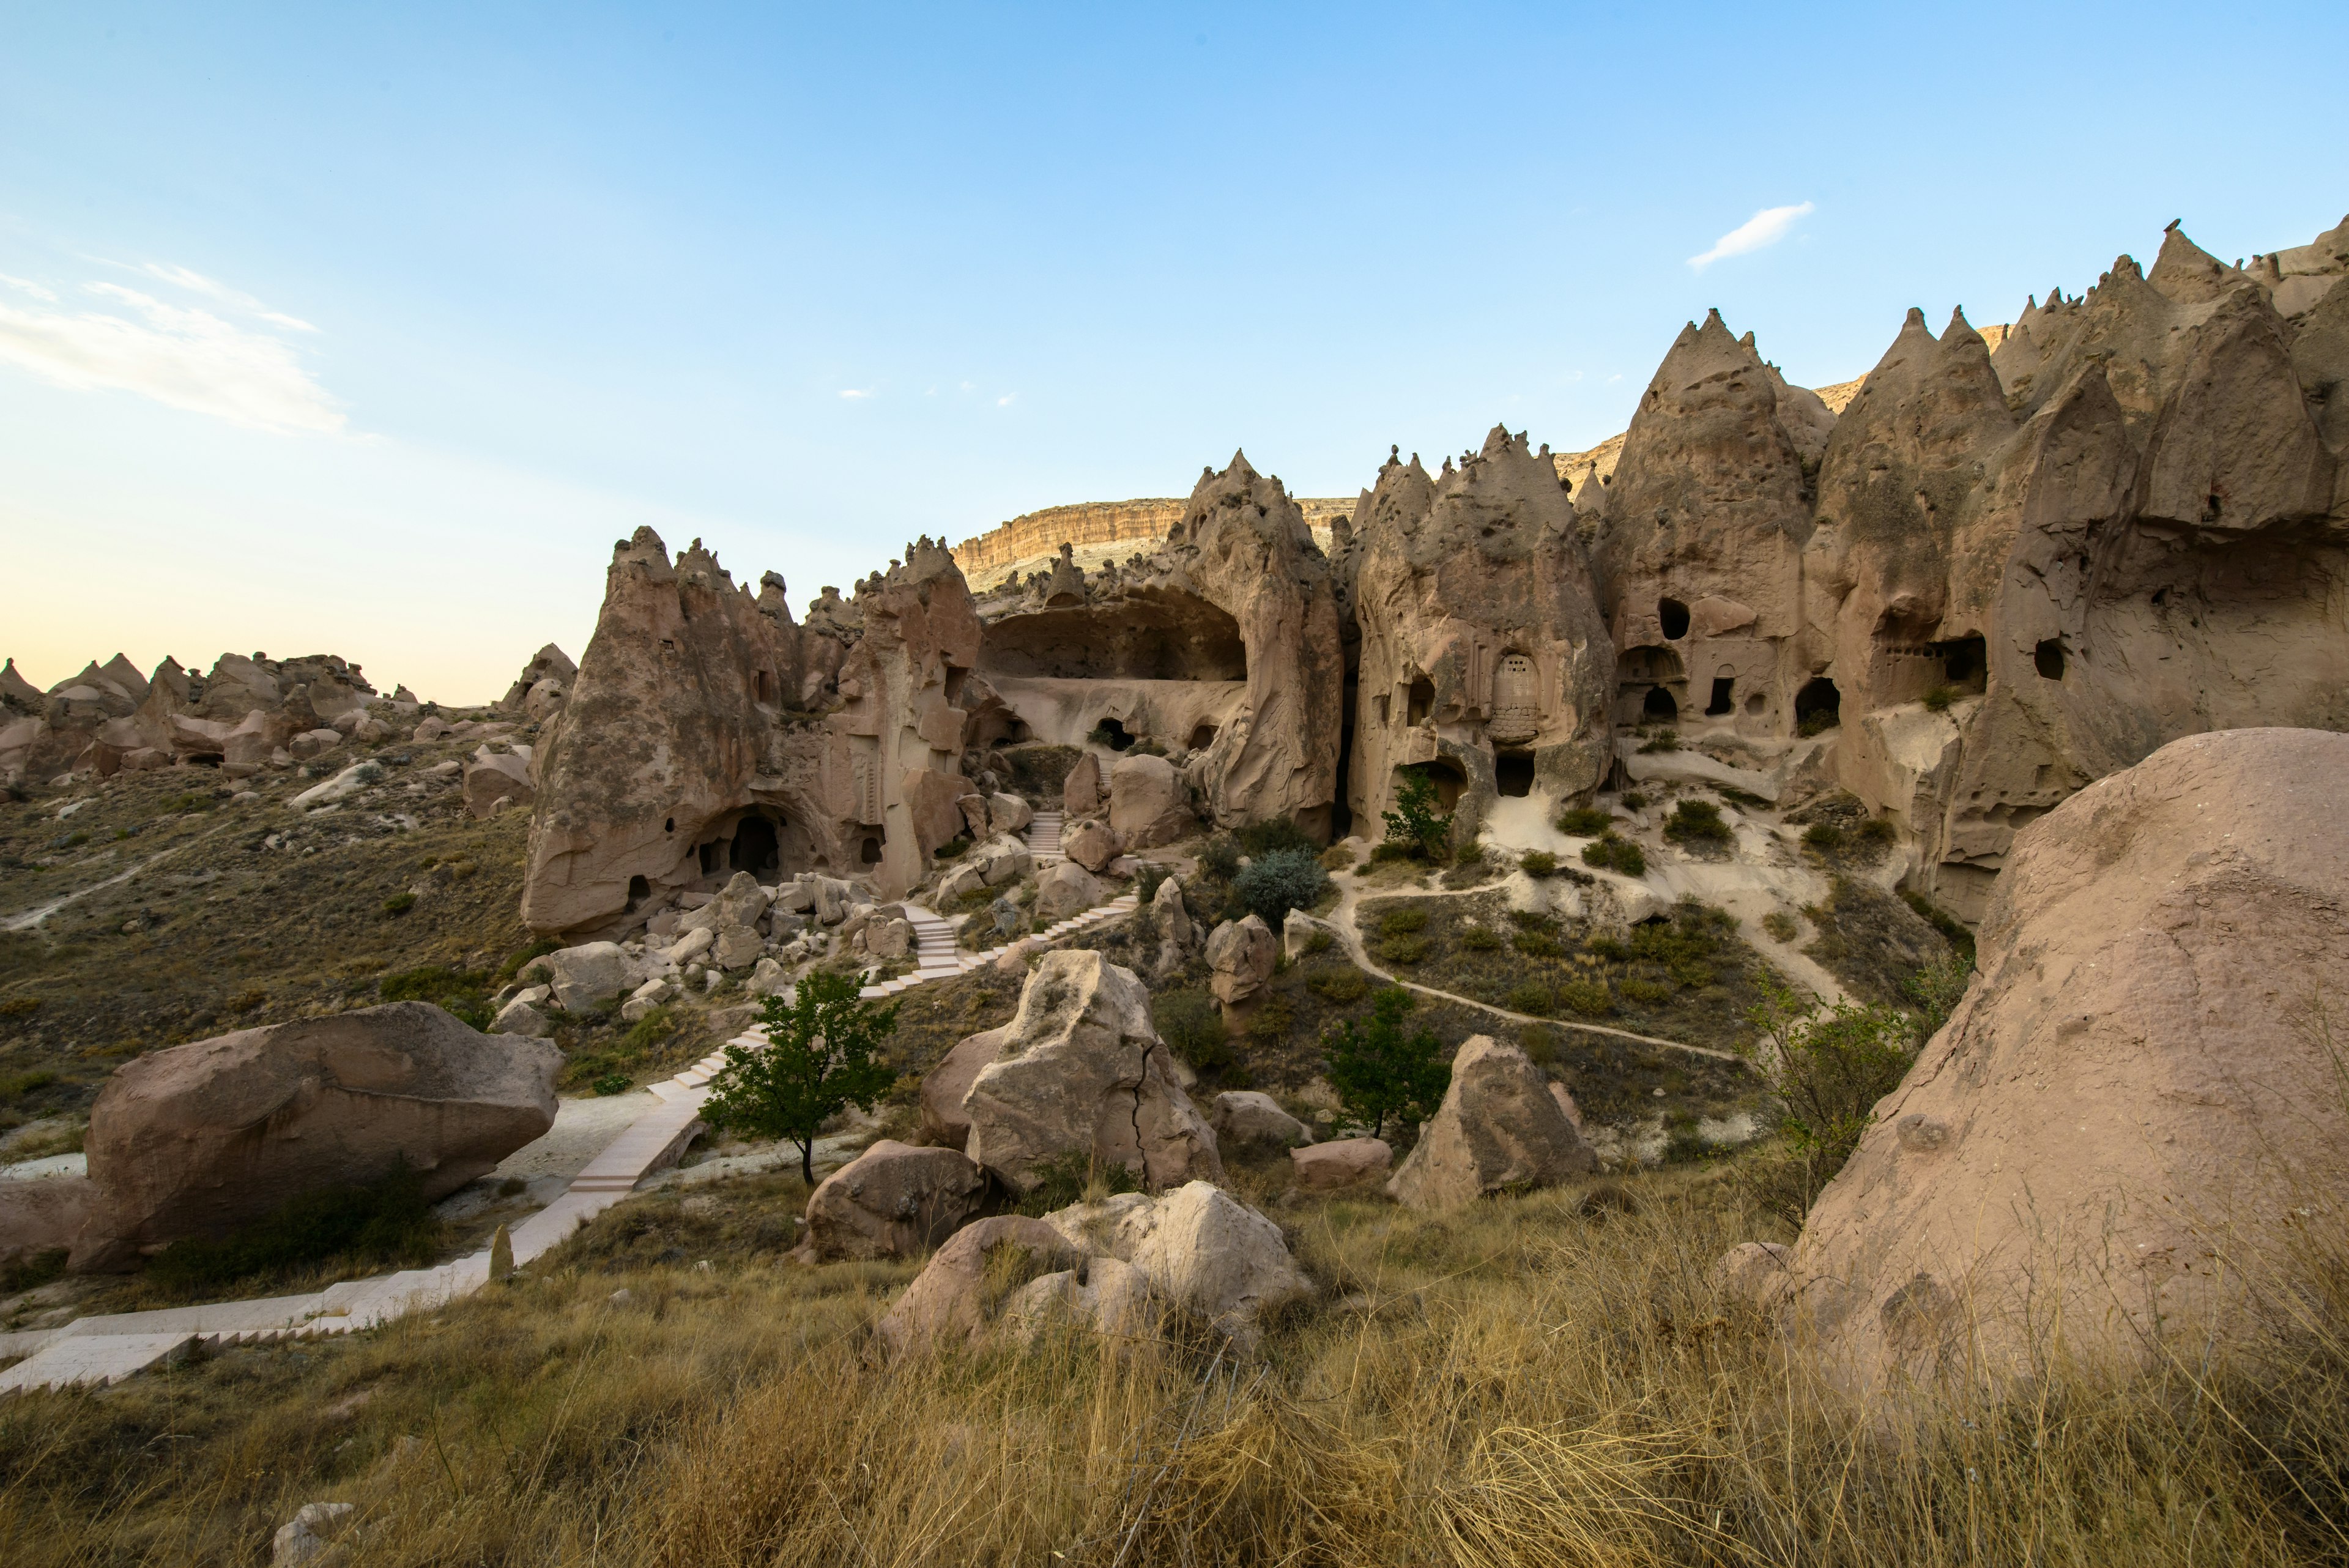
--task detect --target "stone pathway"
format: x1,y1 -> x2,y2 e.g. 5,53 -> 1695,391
0,853 -> 1142,1395
1026,809 -> 1065,865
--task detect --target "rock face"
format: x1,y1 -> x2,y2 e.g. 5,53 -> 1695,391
1209,1090 -> 1310,1153
962,950 -> 1222,1193
798,1139 -> 989,1261
1028,1182 -> 1313,1345
521,532 -> 991,935
1386,1035 -> 1596,1210
1344,427 -> 1616,844
1785,729 -> 2349,1391
73,1003 -> 559,1270
918,1025 -> 1008,1150
869,1215 -> 1081,1359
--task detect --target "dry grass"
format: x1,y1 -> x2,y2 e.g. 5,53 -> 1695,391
7,1154 -> 2347,1565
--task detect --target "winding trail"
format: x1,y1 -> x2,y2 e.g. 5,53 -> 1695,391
1325,875 -> 1744,1063
1,824 -> 233,934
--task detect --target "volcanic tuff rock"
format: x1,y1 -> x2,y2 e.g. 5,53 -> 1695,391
1386,1035 -> 1597,1210
69,1001 -> 558,1271
1785,729 -> 2349,1392
1342,426 -> 1616,841
961,949 -> 1222,1193
797,1139 -> 990,1261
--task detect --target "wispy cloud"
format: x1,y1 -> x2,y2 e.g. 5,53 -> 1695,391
0,272 -> 344,433
995,392 -> 1016,407
837,387 -> 874,400
0,273 -> 59,302
1689,202 -> 1814,270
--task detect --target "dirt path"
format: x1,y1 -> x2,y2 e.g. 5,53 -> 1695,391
1,825 -> 231,934
1324,876 -> 1743,1064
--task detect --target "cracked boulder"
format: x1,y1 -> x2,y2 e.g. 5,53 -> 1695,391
1386,1035 -> 1597,1210
962,949 -> 1222,1193
1026,1181 -> 1313,1347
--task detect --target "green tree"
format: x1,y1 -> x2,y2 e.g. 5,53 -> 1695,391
1739,972 -> 1923,1225
1323,987 -> 1450,1140
703,970 -> 900,1184
1381,767 -> 1453,860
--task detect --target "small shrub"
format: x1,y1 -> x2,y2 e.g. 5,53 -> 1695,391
64,830 -> 89,848
1376,934 -> 1429,965
0,1068 -> 59,1099
1559,981 -> 1614,1017
620,1006 -> 679,1055
932,836 -> 971,860
1152,989 -> 1229,1071
1455,840 -> 1485,868
1899,888 -> 1978,967
1458,926 -> 1502,951
1134,862 -> 1168,907
1244,995 -> 1296,1044
1622,791 -> 1648,810
1798,710 -> 1839,737
0,997 -> 42,1018
1234,847 -> 1330,927
1663,800 -> 1732,845
1518,850 -> 1557,877
1520,1025 -> 1559,1065
1619,978 -> 1673,1006
1015,1149 -> 1140,1217
1302,929 -> 1334,955
1582,835 -> 1647,877
1322,987 -> 1449,1139
1511,930 -> 1563,959
1304,966 -> 1370,1004
2,1247 -> 70,1295
1636,730 -> 1681,754
1717,787 -> 1769,809
382,891 -> 417,916
1803,822 -> 1846,850
1236,818 -> 1318,859
1505,983 -> 1554,1016
1379,907 -> 1429,935
1557,806 -> 1614,836
1857,816 -> 1899,846
1198,836 -> 1242,883
1318,844 -> 1356,872
496,937 -> 563,981
1923,685 -> 1957,713
1740,973 -> 1924,1225
593,1072 -> 634,1096
1587,934 -> 1630,962
1761,910 -> 1800,942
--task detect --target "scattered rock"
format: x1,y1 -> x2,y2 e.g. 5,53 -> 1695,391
798,1139 -> 990,1261
1290,1137 -> 1393,1191
1206,914 -> 1277,1008
870,1215 -> 1080,1359
1034,859 -> 1103,921
1209,1090 -> 1310,1153
1061,752 -> 1102,817
1386,1035 -> 1597,1211
272,1501 -> 355,1567
1107,754 -> 1190,847
1037,1181 -> 1312,1346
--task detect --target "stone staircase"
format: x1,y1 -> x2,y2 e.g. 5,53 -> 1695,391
1027,809 -> 1065,866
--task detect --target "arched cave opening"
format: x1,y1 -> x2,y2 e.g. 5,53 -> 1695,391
1705,675 -> 1735,716
1795,677 -> 1841,733
1402,759 -> 1468,812
860,833 -> 885,865
1935,634 -> 1988,690
2035,637 -> 2066,680
1407,676 -> 1435,726
976,589 -> 1247,680
1091,716 -> 1137,751
1188,721 -> 1219,751
626,874 -> 650,910
1494,749 -> 1535,797
1642,685 -> 1680,723
1658,598 -> 1691,640
730,813 -> 781,877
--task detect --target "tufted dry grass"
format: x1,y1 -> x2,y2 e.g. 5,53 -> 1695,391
4,1158 -> 2348,1564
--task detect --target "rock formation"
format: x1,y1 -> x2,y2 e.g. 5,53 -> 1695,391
1386,1035 -> 1597,1209
798,1139 -> 989,1261
1343,426 -> 1616,843
1783,729 -> 2349,1392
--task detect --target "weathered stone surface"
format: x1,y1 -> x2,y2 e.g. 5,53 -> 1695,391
1291,1137 -> 1392,1190
491,997 -> 551,1037
864,916 -> 913,960
962,950 -> 1221,1192
987,792 -> 1034,837
973,834 -> 1033,887
870,1215 -> 1080,1359
1712,1241 -> 1795,1310
73,1003 -> 558,1269
798,1139 -> 989,1261
1386,1035 -> 1597,1210
1786,729 -> 2349,1392
1107,754 -> 1190,847
1206,914 -> 1276,1006
1209,1090 -> 1309,1152
1061,817 -> 1120,872
1061,751 -> 1102,816
0,1174 -> 97,1269
919,1025 -> 1008,1151
1039,1182 -> 1311,1343
540,942 -> 642,1013
1034,859 -> 1103,921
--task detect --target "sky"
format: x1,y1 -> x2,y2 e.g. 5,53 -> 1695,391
2,2 -> 2344,704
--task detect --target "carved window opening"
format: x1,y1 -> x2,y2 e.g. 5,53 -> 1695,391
860,834 -> 885,865
1658,598 -> 1691,640
1706,674 -> 1735,716
1494,749 -> 1535,797
1795,677 -> 1841,732
754,670 -> 774,704
1187,722 -> 1219,751
2035,638 -> 2066,680
1406,677 -> 1434,727
730,812 -> 781,877
697,840 -> 721,875
626,874 -> 650,909
1490,652 -> 1539,743
1642,685 -> 1679,723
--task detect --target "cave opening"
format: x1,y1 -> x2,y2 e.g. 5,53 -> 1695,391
626,874 -> 650,909
1658,598 -> 1691,640
975,590 -> 1247,680
1705,675 -> 1735,716
1642,685 -> 1680,723
730,813 -> 781,877
1494,749 -> 1535,797
2035,637 -> 2067,680
1932,634 -> 1989,691
1407,676 -> 1435,726
1187,721 -> 1219,751
860,834 -> 885,865
1403,759 -> 1468,811
1093,716 -> 1137,751
1795,677 -> 1841,732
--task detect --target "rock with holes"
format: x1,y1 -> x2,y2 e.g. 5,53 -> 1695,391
1386,1035 -> 1597,1210
962,949 -> 1222,1193
72,1002 -> 558,1272
1786,729 -> 2349,1393
798,1139 -> 990,1261
869,1215 -> 1080,1359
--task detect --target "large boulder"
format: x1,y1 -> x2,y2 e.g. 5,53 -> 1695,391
870,1215 -> 1080,1359
463,751 -> 535,819
1032,1182 -> 1312,1345
539,942 -> 641,1013
1785,729 -> 2349,1392
962,950 -> 1222,1192
972,834 -> 1033,888
1206,915 -> 1277,1006
1291,1137 -> 1392,1191
1210,1090 -> 1310,1153
1386,1035 -> 1596,1209
0,1174 -> 97,1270
1061,817 -> 1120,873
73,1003 -> 559,1270
919,1025 -> 1008,1151
1034,858 -> 1104,921
1108,754 -> 1190,847
798,1139 -> 989,1261
987,792 -> 1034,837
1062,752 -> 1102,817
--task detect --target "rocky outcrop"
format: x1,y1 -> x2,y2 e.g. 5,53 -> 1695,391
1023,1182 -> 1312,1346
962,950 -> 1222,1193
1205,914 -> 1277,1016
1783,729 -> 2349,1392
498,644 -> 576,721
71,1002 -> 559,1271
1208,1090 -> 1310,1153
1291,1136 -> 1392,1190
1386,1035 -> 1597,1209
521,532 -> 990,935
1346,426 -> 1616,842
869,1215 -> 1081,1359
797,1139 -> 989,1261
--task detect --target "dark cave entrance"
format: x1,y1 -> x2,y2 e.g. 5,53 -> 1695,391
1642,685 -> 1680,723
1658,597 -> 1691,640
1093,717 -> 1137,751
1795,677 -> 1841,732
730,813 -> 781,877
1705,676 -> 1735,716
2035,638 -> 2067,680
1494,749 -> 1535,797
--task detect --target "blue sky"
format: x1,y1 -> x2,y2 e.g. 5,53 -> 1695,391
3,2 -> 2343,702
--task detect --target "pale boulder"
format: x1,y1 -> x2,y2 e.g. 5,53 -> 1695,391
1108,753 -> 1190,847
1062,751 -> 1102,817
1206,915 -> 1277,1006
798,1139 -> 989,1261
1386,1035 -> 1597,1210
1282,907 -> 1337,959
987,792 -> 1034,837
1712,1241 -> 1795,1310
1210,1090 -> 1310,1153
962,949 -> 1222,1193
540,942 -> 639,1013
712,926 -> 764,970
973,834 -> 1033,888
865,916 -> 913,960
870,1216 -> 1080,1359
1061,817 -> 1120,873
919,1025 -> 1008,1150
1041,1181 -> 1312,1345
491,997 -> 551,1037
1290,1137 -> 1392,1191
1034,859 -> 1103,921
464,752 -> 535,819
